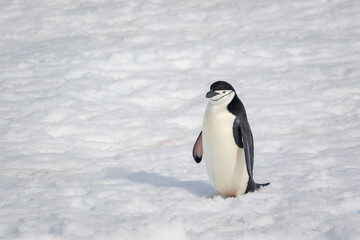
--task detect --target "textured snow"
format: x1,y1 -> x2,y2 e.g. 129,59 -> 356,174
1,0 -> 360,239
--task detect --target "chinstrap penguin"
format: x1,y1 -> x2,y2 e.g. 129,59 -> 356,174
193,81 -> 269,197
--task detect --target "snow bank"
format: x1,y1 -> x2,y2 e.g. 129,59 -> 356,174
1,0 -> 359,239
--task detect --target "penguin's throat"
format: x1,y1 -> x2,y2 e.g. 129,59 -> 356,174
208,92 -> 235,106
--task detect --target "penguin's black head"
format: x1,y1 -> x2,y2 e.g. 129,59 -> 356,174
210,81 -> 235,92
206,81 -> 236,104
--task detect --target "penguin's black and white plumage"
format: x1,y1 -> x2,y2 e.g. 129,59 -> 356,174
193,81 -> 269,197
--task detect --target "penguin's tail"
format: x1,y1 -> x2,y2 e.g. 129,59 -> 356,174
255,182 -> 270,190
245,181 -> 270,193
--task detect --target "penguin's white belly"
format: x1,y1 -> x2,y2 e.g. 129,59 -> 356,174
203,106 -> 249,196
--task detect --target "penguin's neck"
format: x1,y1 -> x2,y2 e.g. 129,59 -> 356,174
205,102 -> 226,114
204,102 -> 236,131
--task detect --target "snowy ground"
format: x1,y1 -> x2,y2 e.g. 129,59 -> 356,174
1,0 -> 360,239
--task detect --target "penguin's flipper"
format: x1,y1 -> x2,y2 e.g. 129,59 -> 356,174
193,131 -> 203,163
234,117 -> 254,181
235,116 -> 270,193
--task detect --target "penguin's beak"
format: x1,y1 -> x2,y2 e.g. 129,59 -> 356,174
206,90 -> 219,98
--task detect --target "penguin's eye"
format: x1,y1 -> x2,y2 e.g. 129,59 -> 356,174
222,91 -> 226,94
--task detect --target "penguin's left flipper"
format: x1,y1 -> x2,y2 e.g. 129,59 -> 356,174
234,116 -> 269,193
193,131 -> 203,163
234,116 -> 254,182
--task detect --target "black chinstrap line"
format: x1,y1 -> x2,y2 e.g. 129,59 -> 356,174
211,91 -> 233,101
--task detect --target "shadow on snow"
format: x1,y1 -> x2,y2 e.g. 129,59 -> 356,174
105,168 -> 213,197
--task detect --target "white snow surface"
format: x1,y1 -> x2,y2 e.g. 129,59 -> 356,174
1,0 -> 360,239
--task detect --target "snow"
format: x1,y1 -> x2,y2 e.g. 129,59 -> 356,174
1,0 -> 360,239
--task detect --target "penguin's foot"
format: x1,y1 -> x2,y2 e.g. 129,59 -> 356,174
207,192 -> 236,199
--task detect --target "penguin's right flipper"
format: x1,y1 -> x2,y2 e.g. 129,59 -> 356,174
193,131 -> 203,163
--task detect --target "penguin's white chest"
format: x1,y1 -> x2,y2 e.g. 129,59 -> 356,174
202,104 -> 249,196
